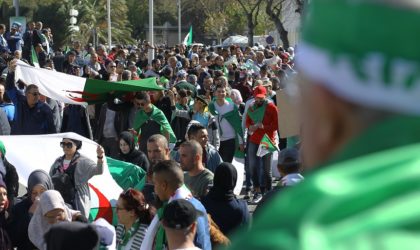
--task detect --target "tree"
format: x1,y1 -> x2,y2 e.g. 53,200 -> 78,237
266,0 -> 290,49
236,0 -> 263,46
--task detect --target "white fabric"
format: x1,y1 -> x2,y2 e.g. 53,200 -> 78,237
280,173 -> 304,186
214,101 -> 236,141
297,42 -> 420,115
15,60 -> 88,105
0,132 -> 122,219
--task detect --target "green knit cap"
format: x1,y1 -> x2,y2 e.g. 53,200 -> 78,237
297,0 -> 420,114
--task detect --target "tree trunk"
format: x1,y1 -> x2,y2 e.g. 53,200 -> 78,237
275,19 -> 289,49
247,13 -> 254,47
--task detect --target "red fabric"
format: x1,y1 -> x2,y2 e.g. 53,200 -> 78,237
246,102 -> 278,144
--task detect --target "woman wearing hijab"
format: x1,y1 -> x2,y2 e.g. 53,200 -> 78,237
118,131 -> 150,172
201,162 -> 250,236
28,190 -> 80,250
8,169 -> 53,250
116,188 -> 153,250
44,222 -> 99,250
0,179 -> 12,250
49,138 -> 104,217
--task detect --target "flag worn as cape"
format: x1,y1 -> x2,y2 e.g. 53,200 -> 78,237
14,60 -> 164,106
257,134 -> 279,157
107,157 -> 146,191
183,26 -> 193,46
31,46 -> 39,68
0,132 -> 122,225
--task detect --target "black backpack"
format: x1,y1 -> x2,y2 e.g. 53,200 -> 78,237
51,155 -> 79,207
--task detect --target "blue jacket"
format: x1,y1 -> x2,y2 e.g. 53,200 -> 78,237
6,73 -> 55,135
188,197 -> 212,250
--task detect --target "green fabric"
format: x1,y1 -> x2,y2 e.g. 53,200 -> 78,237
175,80 -> 197,98
247,100 -> 267,124
208,100 -> 244,158
117,218 -> 141,250
0,140 -> 5,159
133,105 -> 176,143
107,157 -> 146,191
81,77 -> 164,104
228,116 -> 420,250
155,201 -> 169,250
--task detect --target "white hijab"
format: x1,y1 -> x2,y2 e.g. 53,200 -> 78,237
28,190 -> 76,250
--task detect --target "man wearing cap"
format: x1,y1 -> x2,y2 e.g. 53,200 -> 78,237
5,22 -> 22,53
229,0 -> 420,249
245,85 -> 278,204
162,199 -> 202,250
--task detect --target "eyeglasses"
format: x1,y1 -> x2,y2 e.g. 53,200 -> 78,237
60,142 -> 74,148
28,92 -> 40,96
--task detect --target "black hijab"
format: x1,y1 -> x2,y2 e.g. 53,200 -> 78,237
44,222 -> 99,250
118,131 -> 142,160
207,162 -> 237,201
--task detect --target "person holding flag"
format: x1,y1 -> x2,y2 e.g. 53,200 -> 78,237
245,85 -> 278,204
229,0 -> 420,249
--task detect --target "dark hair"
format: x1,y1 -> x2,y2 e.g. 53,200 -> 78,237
278,161 -> 300,175
134,91 -> 150,102
25,84 -> 39,94
120,188 -> 152,224
187,123 -> 206,139
152,160 -> 183,189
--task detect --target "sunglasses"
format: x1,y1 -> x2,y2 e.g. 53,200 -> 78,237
60,142 -> 74,148
28,92 -> 40,96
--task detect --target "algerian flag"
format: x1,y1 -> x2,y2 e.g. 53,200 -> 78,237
14,60 -> 164,106
183,26 -> 193,46
31,46 -> 40,68
0,133 -> 122,224
257,134 -> 279,157
107,157 -> 146,191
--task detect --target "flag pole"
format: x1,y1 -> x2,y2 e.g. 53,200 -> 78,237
178,0 -> 181,44
107,0 -> 112,51
148,0 -> 155,64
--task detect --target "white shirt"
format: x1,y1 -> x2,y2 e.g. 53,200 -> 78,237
214,101 -> 237,142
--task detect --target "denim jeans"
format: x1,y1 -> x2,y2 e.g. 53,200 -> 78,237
247,141 -> 273,192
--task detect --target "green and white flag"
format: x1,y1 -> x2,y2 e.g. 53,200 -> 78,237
14,60 -> 164,106
107,157 -> 146,191
257,134 -> 279,157
31,46 -> 39,68
183,26 -> 193,46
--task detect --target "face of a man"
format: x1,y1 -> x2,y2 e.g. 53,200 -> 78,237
153,173 -> 169,201
254,97 -> 265,107
147,141 -> 169,165
26,88 -> 40,107
190,129 -> 208,149
178,146 -> 195,172
215,87 -> 226,101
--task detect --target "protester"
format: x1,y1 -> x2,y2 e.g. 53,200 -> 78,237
8,169 -> 53,250
0,179 -> 11,250
140,160 -> 211,250
49,138 -> 104,217
201,162 -> 249,236
161,199 -> 202,250
28,190 -> 82,250
118,131 -> 150,172
179,140 -> 214,198
116,188 -> 152,249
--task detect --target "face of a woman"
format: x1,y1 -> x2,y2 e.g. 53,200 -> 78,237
61,139 -> 77,157
31,184 -> 47,203
44,208 -> 66,224
119,139 -> 131,155
0,187 -> 7,212
116,198 -> 135,225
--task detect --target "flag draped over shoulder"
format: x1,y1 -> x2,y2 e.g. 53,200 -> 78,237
14,60 -> 164,106
257,134 -> 279,157
183,26 -> 193,46
0,133 -> 122,224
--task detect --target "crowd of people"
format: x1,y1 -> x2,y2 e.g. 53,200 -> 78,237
0,15 -> 302,250
2,0 -> 413,249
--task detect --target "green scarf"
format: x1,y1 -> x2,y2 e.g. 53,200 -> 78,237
155,201 -> 169,250
228,115 -> 420,250
208,100 -> 244,158
0,140 -> 5,159
247,100 -> 267,124
133,105 -> 177,143
117,219 -> 141,250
